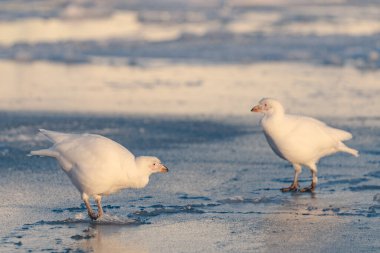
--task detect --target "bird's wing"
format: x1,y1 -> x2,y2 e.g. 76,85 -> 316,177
288,115 -> 352,142
324,127 -> 352,141
39,129 -> 79,143
53,134 -> 136,172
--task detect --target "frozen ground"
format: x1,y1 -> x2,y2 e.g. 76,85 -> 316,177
0,0 -> 379,252
0,113 -> 379,253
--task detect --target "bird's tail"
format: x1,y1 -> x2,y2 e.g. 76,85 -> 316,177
29,148 -> 58,157
338,142 -> 359,157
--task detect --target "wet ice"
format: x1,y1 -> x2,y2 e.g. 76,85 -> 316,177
0,114 -> 379,252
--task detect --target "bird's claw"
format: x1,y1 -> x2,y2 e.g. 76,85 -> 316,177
88,211 -> 100,220
281,185 -> 299,192
300,186 -> 314,193
300,182 -> 316,193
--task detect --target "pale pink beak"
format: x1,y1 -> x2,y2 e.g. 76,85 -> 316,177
160,165 -> 169,173
251,105 -> 262,112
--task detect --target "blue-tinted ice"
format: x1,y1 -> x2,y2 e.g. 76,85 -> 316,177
0,113 -> 379,252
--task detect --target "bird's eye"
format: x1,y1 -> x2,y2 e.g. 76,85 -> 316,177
153,163 -> 156,166
264,103 -> 267,106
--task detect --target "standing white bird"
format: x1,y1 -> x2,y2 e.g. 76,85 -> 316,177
251,98 -> 358,192
30,129 -> 168,220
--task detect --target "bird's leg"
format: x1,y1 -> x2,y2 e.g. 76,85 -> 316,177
95,195 -> 103,219
82,193 -> 99,220
281,164 -> 301,192
301,164 -> 317,192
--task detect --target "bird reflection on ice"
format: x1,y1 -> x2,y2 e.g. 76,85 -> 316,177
77,224 -> 148,253
1,215 -> 148,253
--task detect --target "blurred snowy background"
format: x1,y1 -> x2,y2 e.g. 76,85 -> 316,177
0,0 -> 379,116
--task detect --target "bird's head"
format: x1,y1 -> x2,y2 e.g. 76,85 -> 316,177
251,98 -> 284,116
135,156 -> 169,175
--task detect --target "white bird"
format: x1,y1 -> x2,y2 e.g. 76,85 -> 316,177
30,129 -> 168,220
251,98 -> 358,192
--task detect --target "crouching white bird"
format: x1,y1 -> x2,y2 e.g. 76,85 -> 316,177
30,129 -> 168,220
251,98 -> 358,192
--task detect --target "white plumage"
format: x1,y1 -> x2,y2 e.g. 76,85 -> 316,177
30,129 -> 168,220
251,98 -> 358,192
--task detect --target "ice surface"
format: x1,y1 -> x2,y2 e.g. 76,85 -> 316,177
0,114 -> 379,252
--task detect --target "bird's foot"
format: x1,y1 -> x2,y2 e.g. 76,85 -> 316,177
281,184 -> 299,192
83,196 -> 103,221
88,211 -> 100,220
300,186 -> 315,193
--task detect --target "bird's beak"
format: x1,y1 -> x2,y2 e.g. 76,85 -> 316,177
251,105 -> 262,112
160,165 -> 169,173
